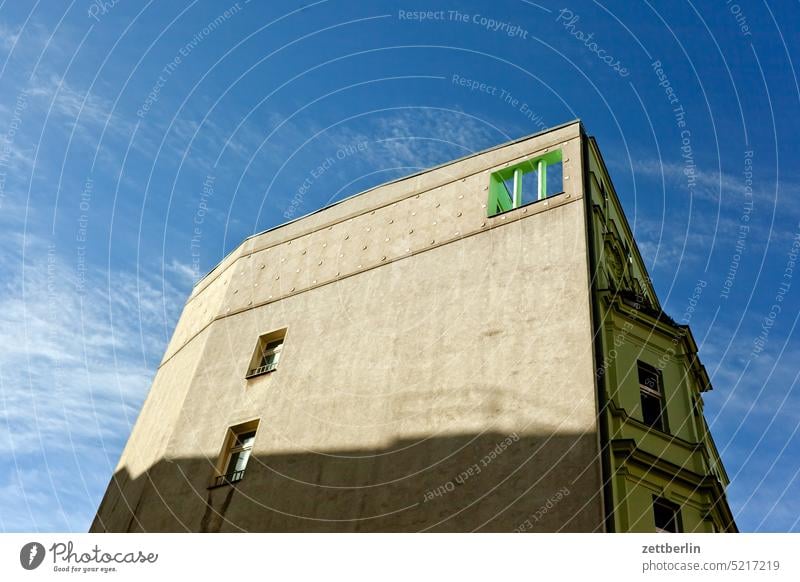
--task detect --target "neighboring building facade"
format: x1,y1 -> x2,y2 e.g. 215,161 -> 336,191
91,121 -> 736,533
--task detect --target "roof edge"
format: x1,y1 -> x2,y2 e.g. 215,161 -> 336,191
193,119 -> 583,288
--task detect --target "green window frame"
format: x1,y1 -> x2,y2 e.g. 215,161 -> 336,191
488,149 -> 563,216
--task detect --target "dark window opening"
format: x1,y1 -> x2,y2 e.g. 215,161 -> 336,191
653,497 -> 682,533
638,361 -> 668,432
641,391 -> 665,430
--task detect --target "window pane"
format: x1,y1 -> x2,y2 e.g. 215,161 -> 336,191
641,392 -> 664,430
234,449 -> 251,472
546,160 -> 563,196
265,340 -> 283,352
521,166 -> 540,205
236,431 -> 256,448
501,175 -> 515,203
638,364 -> 660,393
225,451 -> 241,475
653,499 -> 681,532
267,349 -> 282,365
260,341 -> 283,367
226,449 -> 251,475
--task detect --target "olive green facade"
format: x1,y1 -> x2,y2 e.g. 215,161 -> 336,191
585,137 -> 736,532
90,121 -> 735,532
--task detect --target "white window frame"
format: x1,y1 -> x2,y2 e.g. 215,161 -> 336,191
246,329 -> 287,378
212,420 -> 259,487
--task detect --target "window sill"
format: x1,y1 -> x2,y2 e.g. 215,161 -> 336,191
208,473 -> 245,489
487,191 -> 566,219
642,429 -> 673,441
623,413 -> 672,440
639,420 -> 671,437
245,365 -> 278,379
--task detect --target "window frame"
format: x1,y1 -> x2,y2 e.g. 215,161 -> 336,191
488,149 -> 563,217
652,496 -> 683,533
638,360 -> 668,432
245,328 -> 287,378
211,419 -> 259,488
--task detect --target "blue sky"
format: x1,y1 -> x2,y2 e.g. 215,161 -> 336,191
0,0 -> 798,532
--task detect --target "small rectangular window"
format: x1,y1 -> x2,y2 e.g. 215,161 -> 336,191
638,361 -> 668,432
653,497 -> 682,533
213,420 -> 259,487
488,150 -> 563,216
246,329 -> 286,378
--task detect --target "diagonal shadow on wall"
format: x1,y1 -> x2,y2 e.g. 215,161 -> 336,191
90,431 -> 604,532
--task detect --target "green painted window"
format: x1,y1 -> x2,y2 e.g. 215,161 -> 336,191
488,149 -> 563,216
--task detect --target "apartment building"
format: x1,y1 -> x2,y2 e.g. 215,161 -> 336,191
91,120 -> 736,532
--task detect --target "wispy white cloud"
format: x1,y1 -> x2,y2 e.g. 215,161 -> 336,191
633,217 -> 716,270
0,134 -> 34,171
26,73 -> 130,143
626,156 -> 800,214
0,232 -> 186,531
0,22 -> 21,52
630,158 -> 745,204
371,108 -> 501,171
165,258 -> 198,287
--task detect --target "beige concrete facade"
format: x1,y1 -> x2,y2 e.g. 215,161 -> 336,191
91,121 -> 734,532
92,121 -> 608,532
